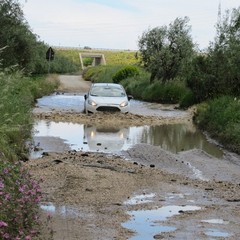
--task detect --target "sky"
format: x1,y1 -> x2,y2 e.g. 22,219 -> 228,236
20,0 -> 240,50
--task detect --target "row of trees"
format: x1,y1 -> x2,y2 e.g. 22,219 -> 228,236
0,0 -> 79,74
137,7 -> 240,103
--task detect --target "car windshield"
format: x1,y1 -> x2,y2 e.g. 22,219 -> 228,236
90,85 -> 126,97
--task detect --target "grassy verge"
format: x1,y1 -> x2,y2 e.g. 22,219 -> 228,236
0,70 -> 58,239
0,72 -> 59,161
195,96 -> 240,154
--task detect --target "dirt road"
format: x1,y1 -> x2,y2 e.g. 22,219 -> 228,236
25,75 -> 240,240
57,75 -> 91,93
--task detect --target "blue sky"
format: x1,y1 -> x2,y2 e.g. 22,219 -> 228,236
20,0 -> 240,50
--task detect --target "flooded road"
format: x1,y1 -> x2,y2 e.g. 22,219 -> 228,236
27,76 -> 240,240
32,93 -> 223,159
36,92 -> 187,117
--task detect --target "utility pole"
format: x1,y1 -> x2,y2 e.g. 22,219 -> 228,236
218,0 -> 222,23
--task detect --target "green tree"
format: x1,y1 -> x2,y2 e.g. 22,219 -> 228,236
0,0 -> 41,72
208,7 -> 240,96
138,17 -> 194,83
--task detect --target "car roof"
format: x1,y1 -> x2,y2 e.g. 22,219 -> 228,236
92,83 -> 123,87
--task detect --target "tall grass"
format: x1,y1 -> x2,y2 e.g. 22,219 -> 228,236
195,96 -> 240,153
0,70 -> 58,239
0,71 -> 59,161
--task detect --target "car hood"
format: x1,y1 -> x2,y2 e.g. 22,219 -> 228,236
90,96 -> 127,105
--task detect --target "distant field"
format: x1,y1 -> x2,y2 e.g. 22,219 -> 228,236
55,47 -> 139,67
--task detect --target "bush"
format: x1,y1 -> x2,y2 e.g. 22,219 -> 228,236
83,65 -> 124,83
0,70 -> 57,239
195,96 -> 240,153
140,80 -> 189,104
112,66 -> 139,83
0,161 -> 43,239
121,71 -> 150,98
179,90 -> 196,108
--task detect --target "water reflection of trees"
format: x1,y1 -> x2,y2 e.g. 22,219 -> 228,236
140,124 -> 222,157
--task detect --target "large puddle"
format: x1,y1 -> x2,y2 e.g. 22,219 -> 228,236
122,205 -> 201,239
31,120 -> 223,158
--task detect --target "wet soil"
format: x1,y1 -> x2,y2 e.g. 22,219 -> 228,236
24,75 -> 240,240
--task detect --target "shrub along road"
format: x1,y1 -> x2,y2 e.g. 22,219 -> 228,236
24,75 -> 240,239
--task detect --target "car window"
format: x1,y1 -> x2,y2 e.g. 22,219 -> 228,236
90,85 -> 126,97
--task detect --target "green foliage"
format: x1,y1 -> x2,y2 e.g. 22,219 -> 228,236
195,96 -> 240,153
0,70 -> 58,161
83,65 -> 124,83
49,54 -> 79,74
179,90 -> 196,108
140,80 -> 189,104
0,1 -> 79,75
0,0 -> 38,72
112,66 -> 139,83
121,74 -> 150,99
187,7 -> 240,102
138,17 -> 194,83
0,161 -> 44,239
83,57 -> 93,67
209,7 -> 240,96
0,69 -> 56,239
186,54 -> 217,102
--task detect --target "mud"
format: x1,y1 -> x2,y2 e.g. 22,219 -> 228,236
24,75 -> 240,240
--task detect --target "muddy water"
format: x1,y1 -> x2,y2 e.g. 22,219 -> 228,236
35,92 -> 187,117
31,120 -> 223,159
31,93 -> 223,159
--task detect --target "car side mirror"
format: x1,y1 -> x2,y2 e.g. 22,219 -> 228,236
84,94 -> 88,100
128,95 -> 133,101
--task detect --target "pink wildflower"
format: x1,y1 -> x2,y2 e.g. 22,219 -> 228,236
25,236 -> 31,240
3,233 -> 10,239
3,168 -> 9,174
0,221 -> 8,227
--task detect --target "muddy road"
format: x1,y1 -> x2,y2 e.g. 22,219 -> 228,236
25,75 -> 240,240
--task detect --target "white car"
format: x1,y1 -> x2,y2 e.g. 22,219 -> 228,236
84,83 -> 132,113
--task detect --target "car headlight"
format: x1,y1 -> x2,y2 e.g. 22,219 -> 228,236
88,99 -> 97,106
120,101 -> 128,107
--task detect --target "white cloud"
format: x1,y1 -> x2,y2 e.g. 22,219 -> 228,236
21,0 -> 240,50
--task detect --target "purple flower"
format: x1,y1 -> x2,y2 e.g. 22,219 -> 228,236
0,221 -> 8,227
3,168 -> 9,174
3,233 -> 10,239
25,236 -> 31,240
4,193 -> 11,201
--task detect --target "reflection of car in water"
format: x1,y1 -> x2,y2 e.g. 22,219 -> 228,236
83,125 -> 129,152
